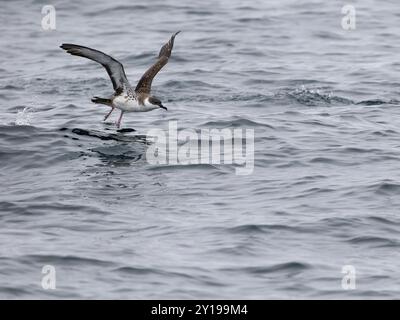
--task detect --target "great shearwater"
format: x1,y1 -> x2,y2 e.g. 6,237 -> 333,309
60,32 -> 180,128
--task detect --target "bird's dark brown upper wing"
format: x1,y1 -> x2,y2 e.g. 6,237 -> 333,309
60,44 -> 129,93
135,31 -> 180,94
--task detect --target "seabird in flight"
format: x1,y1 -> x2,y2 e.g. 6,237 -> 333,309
60,32 -> 180,128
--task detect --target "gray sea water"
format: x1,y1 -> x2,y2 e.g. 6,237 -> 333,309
1,0 -> 400,299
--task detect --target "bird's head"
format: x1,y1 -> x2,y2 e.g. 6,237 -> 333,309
148,96 -> 167,110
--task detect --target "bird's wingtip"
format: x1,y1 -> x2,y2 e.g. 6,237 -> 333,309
60,43 -> 78,50
174,31 -> 181,37
60,43 -> 71,50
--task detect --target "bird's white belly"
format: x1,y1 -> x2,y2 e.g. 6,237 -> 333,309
113,95 -> 157,112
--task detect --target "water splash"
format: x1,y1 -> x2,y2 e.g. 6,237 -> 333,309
286,86 -> 353,106
15,107 -> 33,126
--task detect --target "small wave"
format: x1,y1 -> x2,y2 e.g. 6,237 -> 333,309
0,93 -> 10,100
235,5 -> 258,11
309,157 -> 342,165
283,86 -> 354,106
222,262 -> 311,275
235,17 -> 270,23
318,217 -> 364,228
84,4 -> 150,16
85,3 -> 187,17
0,123 -> 38,136
229,92 -> 274,102
201,117 -> 274,129
367,216 -> 400,226
372,129 -> 398,137
356,99 -> 400,106
227,223 -> 312,234
186,9 -> 215,16
373,182 -> 400,195
21,254 -> 115,267
347,236 -> 399,247
124,52 -> 153,61
0,286 -> 32,298
164,80 -> 218,90
341,147 -> 381,154
0,84 -> 24,91
299,119 -> 336,128
314,31 -> 342,40
114,266 -> 164,275
147,163 -> 219,172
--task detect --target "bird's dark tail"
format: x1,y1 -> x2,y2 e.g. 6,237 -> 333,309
91,96 -> 112,106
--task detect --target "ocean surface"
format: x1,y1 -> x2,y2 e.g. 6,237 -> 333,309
1,0 -> 400,299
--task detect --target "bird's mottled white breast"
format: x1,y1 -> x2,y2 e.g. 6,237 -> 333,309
144,97 -> 151,107
112,94 -> 139,112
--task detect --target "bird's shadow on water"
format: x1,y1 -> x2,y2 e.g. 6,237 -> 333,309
59,126 -> 151,167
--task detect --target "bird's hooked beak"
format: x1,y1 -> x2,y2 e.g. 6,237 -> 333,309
159,104 -> 167,111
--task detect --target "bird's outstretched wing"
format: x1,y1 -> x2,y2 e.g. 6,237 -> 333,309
60,44 -> 129,94
135,31 -> 180,94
